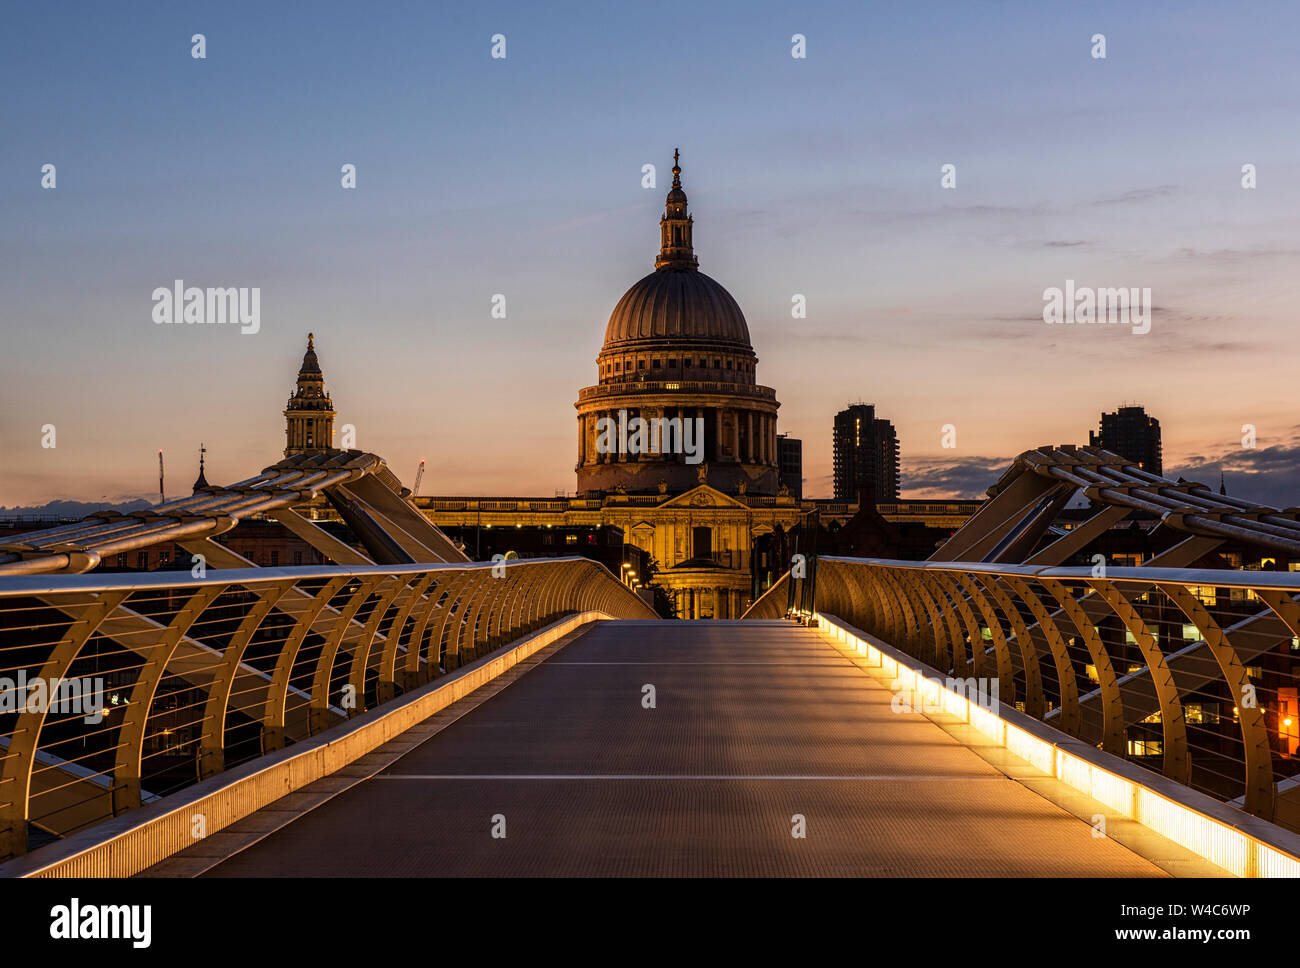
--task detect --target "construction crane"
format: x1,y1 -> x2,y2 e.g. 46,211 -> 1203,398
412,458 -> 426,496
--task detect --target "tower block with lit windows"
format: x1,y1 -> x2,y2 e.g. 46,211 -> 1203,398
284,333 -> 337,457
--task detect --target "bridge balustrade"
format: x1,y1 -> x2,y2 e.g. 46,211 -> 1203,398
0,556 -> 654,860
746,557 -> 1300,829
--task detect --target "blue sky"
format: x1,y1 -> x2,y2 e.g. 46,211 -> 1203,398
4,1 -> 1300,506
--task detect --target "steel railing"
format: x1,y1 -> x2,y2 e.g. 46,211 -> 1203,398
0,556 -> 655,859
745,556 -> 1300,828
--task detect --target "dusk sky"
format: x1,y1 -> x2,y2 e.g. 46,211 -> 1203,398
4,1 -> 1300,509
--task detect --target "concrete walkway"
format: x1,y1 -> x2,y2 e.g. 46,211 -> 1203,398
187,620 -> 1209,877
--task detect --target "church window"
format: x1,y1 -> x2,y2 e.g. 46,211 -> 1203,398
638,360 -> 645,370
692,526 -> 712,560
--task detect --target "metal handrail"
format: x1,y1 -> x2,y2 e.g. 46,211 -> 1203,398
817,556 -> 1300,591
0,556 -> 655,860
746,555 -> 1300,832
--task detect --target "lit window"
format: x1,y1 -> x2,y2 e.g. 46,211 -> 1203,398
1127,739 -> 1163,756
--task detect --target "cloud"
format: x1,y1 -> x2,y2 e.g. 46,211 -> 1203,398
0,498 -> 152,520
1169,434 -> 1300,509
550,202 -> 653,233
1173,247 -> 1300,265
901,456 -> 1011,499
1090,185 -> 1177,206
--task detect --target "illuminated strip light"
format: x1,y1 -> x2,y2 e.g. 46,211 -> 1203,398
816,611 -> 1300,879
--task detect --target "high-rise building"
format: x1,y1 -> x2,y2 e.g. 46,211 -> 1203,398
1089,405 -> 1162,476
776,434 -> 803,500
833,404 -> 899,502
284,333 -> 336,457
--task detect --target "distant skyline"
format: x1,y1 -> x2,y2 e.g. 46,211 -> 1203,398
5,1 -> 1300,509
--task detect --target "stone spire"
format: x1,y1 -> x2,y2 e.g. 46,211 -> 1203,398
192,443 -> 209,492
299,331 -> 322,375
656,148 -> 698,270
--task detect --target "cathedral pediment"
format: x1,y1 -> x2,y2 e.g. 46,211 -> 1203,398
660,485 -> 750,510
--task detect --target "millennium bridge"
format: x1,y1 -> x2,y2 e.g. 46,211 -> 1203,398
2,446 -> 1300,877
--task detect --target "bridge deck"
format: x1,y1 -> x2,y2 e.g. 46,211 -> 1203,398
197,620 -> 1178,877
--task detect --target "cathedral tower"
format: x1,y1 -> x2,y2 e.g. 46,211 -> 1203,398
284,333 -> 336,457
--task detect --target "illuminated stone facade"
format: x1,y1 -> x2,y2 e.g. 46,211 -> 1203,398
284,333 -> 336,457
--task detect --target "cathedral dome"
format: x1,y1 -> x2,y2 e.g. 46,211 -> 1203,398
602,269 -> 752,349
600,150 -> 752,353
576,150 -> 780,500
